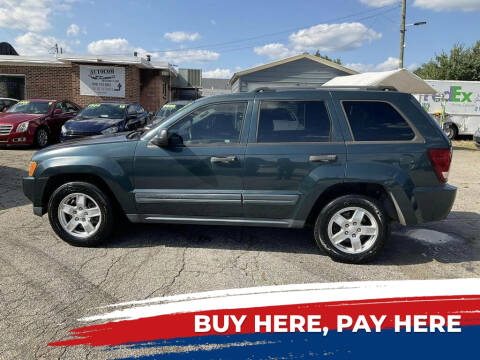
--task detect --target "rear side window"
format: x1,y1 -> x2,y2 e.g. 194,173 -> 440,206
257,101 -> 331,143
342,101 -> 415,142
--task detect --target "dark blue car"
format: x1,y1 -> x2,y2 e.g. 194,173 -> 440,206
60,102 -> 148,141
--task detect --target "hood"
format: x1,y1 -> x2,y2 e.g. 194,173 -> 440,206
0,113 -> 44,124
41,133 -> 134,151
64,117 -> 125,133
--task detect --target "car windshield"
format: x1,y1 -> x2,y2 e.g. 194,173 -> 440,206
77,103 -> 126,119
7,100 -> 51,114
155,103 -> 188,120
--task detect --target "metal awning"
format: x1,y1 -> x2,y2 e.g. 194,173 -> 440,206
323,69 -> 437,94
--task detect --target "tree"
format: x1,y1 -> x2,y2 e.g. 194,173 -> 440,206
313,50 -> 342,65
414,41 -> 480,81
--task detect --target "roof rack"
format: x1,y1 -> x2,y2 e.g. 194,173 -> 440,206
251,86 -> 398,93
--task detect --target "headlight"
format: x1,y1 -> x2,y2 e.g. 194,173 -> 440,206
16,121 -> 29,133
101,126 -> 119,135
61,125 -> 67,134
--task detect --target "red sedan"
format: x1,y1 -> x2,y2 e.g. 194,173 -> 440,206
0,99 -> 80,148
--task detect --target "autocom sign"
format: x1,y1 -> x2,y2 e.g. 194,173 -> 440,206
80,65 -> 125,98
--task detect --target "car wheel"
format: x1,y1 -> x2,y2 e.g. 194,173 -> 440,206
48,182 -> 114,247
443,123 -> 458,140
35,127 -> 49,148
313,195 -> 390,263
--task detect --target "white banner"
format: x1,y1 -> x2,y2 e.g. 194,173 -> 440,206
80,65 -> 125,98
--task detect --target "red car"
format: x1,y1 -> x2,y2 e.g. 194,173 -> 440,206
0,99 -> 80,148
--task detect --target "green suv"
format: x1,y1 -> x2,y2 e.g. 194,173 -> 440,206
23,89 -> 456,263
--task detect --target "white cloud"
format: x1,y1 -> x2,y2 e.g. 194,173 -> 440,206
254,43 -> 298,60
347,57 -> 400,72
289,23 -> 382,52
67,23 -> 79,36
87,39 -> 219,64
87,38 -> 133,55
14,32 -> 70,55
359,0 -> 400,7
164,31 -> 200,43
203,68 -> 232,78
0,0 -> 52,32
361,0 -> 480,11
0,0 -> 81,32
160,49 -> 220,64
413,0 -> 480,11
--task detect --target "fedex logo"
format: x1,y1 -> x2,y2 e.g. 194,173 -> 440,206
420,86 -> 473,103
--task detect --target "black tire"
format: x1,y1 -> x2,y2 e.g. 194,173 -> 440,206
34,126 -> 49,148
444,123 -> 458,140
313,195 -> 390,264
48,182 -> 114,247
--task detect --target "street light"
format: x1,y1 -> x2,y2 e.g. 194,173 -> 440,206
399,0 -> 427,69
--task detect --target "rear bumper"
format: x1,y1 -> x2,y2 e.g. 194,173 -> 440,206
413,184 -> 457,224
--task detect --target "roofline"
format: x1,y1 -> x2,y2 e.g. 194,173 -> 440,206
229,53 -> 358,85
0,54 -> 177,75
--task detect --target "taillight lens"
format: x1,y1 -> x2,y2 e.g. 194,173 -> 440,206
428,149 -> 452,183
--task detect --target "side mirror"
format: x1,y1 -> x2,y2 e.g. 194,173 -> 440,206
53,108 -> 62,116
151,129 -> 169,147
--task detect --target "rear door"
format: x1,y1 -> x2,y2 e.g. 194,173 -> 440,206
243,91 -> 347,226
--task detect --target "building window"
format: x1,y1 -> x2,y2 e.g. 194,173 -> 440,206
163,82 -> 167,97
342,101 -> 415,142
0,75 -> 25,100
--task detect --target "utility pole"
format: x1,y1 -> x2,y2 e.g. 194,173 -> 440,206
399,0 -> 407,69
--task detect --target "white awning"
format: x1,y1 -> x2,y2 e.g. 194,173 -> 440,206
323,69 -> 437,94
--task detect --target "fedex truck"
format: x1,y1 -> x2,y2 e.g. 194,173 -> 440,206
416,80 -> 480,139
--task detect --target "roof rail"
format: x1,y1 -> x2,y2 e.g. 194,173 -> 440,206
251,86 -> 398,93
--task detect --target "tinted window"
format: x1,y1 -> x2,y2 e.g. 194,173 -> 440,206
257,101 -> 331,143
342,101 -> 415,142
65,102 -> 78,112
169,102 -> 246,145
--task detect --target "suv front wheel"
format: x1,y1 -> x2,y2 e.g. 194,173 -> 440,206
48,182 -> 114,246
314,195 -> 390,263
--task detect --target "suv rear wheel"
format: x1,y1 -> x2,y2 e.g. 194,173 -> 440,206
314,195 -> 390,263
48,182 -> 114,246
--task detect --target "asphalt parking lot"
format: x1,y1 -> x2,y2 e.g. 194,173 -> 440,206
1,147 -> 479,359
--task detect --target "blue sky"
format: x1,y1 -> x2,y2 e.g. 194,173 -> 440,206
0,0 -> 479,78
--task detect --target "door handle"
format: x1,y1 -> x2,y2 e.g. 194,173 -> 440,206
309,154 -> 338,163
210,155 -> 238,164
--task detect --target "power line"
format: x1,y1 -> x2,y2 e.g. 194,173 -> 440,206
91,4 -> 401,57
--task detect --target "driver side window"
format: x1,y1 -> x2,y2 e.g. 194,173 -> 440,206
168,102 -> 247,145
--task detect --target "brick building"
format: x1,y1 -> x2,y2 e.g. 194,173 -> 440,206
0,54 -> 177,111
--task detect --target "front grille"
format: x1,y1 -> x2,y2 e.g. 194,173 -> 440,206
0,124 -> 13,135
66,131 -> 98,136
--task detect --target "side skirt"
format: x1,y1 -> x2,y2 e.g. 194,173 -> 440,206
126,214 -> 304,228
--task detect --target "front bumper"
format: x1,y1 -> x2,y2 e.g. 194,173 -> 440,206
22,176 -> 46,216
0,132 -> 32,145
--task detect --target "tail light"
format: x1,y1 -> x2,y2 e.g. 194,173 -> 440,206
428,149 -> 452,183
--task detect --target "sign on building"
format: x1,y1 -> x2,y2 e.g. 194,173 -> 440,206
80,65 -> 125,98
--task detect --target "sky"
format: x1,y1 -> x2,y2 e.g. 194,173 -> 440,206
0,0 -> 479,78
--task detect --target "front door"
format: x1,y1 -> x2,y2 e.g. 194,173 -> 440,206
243,92 -> 347,226
134,101 -> 250,221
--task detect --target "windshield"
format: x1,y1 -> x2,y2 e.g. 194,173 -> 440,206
7,100 -> 51,114
155,103 -> 188,120
77,103 -> 126,119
